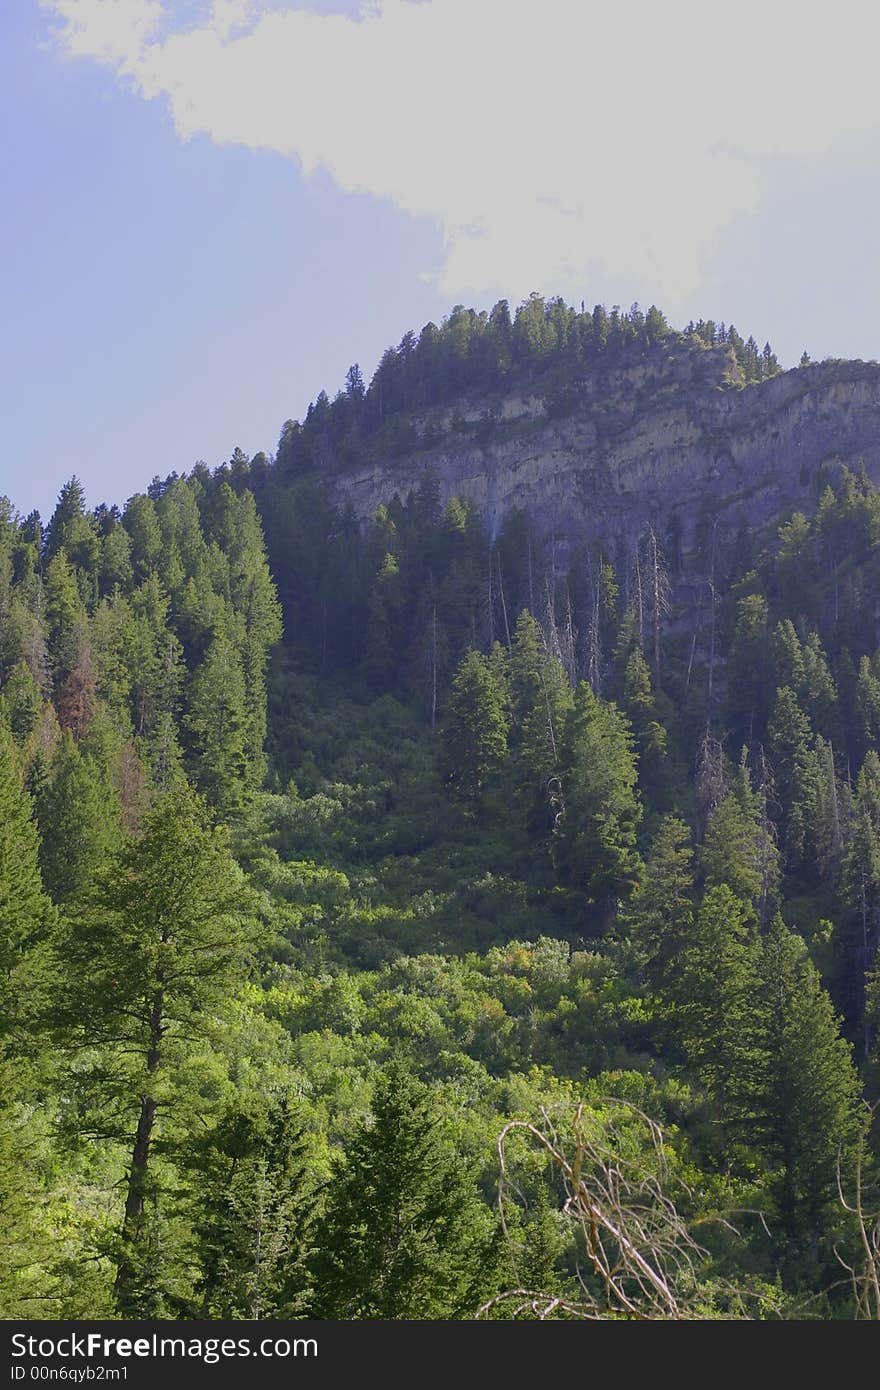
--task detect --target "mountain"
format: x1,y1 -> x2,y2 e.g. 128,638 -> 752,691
332,350 -> 880,556
3,295 -> 880,1323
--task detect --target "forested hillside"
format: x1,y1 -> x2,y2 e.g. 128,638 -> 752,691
2,297 -> 879,1321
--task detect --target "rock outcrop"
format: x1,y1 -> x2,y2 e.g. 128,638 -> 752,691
330,343 -> 880,555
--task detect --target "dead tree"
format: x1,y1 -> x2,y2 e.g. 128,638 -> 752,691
480,1100 -> 749,1321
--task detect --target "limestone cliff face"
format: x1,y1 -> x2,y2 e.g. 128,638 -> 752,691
331,345 -> 880,554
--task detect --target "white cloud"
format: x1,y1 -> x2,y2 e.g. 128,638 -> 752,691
40,0 -> 880,314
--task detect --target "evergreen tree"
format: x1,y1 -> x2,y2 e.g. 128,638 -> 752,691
441,649 -> 509,801
55,780 -> 260,1315
185,634 -> 251,811
0,660 -> 42,741
0,735 -> 57,1314
189,1097 -> 319,1319
44,551 -> 84,692
553,682 -> 642,916
123,493 -> 162,580
0,732 -> 57,1051
628,816 -> 694,996
678,885 -> 765,1157
766,687 -> 819,871
507,610 -> 573,830
839,750 -> 880,1049
757,917 -> 862,1243
311,1062 -> 498,1318
44,477 -> 96,572
702,760 -> 779,925
34,732 -> 122,903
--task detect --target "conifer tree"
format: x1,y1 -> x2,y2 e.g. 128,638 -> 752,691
185,634 -> 251,811
189,1097 -> 319,1319
311,1062 -> 498,1318
628,816 -> 694,996
0,732 -> 57,1051
553,683 -> 642,915
55,780 -> 260,1315
44,551 -> 84,692
123,493 -> 162,580
767,687 -> 819,870
507,611 -> 573,828
0,734 -> 57,1314
840,750 -> 880,1049
0,660 -> 42,741
441,648 -> 509,801
34,732 -> 122,903
702,761 -> 779,925
678,885 -> 765,1156
757,917 -> 862,1242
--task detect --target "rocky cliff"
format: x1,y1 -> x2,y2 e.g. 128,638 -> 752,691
330,342 -> 880,556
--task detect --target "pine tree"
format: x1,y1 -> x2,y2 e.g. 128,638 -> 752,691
44,477 -> 94,568
628,816 -> 694,996
553,682 -> 642,916
54,780 -> 260,1315
185,634 -> 251,812
507,610 -> 573,829
757,917 -> 862,1243
766,687 -> 819,871
621,645 -> 668,795
678,885 -> 765,1156
189,1097 -> 319,1319
43,551 -> 84,692
441,649 -> 509,801
0,734 -> 57,1314
702,761 -> 779,925
123,493 -> 162,580
34,732 -> 122,903
0,732 -> 57,1052
839,750 -> 880,1050
311,1062 -> 498,1318
0,660 -> 42,741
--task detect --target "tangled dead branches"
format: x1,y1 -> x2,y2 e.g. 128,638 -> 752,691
480,1099 -> 727,1321
835,1112 -> 880,1320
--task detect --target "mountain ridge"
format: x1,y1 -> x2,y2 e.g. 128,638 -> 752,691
327,349 -> 880,556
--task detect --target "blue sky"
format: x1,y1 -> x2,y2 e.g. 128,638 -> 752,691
3,1 -> 880,522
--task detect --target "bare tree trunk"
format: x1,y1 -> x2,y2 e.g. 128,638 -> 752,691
634,543 -> 645,650
828,743 -> 842,866
685,584 -> 702,692
487,553 -> 495,647
587,587 -> 601,694
561,589 -> 577,687
707,579 -> 717,714
431,603 -> 438,731
497,555 -> 512,650
648,525 -> 670,683
528,538 -> 535,618
114,997 -> 163,1312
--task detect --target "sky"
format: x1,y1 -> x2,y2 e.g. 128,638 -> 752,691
3,0 -> 880,522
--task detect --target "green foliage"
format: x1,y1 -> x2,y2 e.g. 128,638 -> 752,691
185,635 -> 251,811
7,319 -> 880,1321
0,732 -> 57,1050
757,917 -> 863,1242
55,780 -> 262,1314
628,815 -> 694,995
553,682 -> 642,915
34,732 -> 122,903
441,649 -> 509,801
187,1096 -> 320,1318
702,761 -> 779,926
312,1061 -> 500,1317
